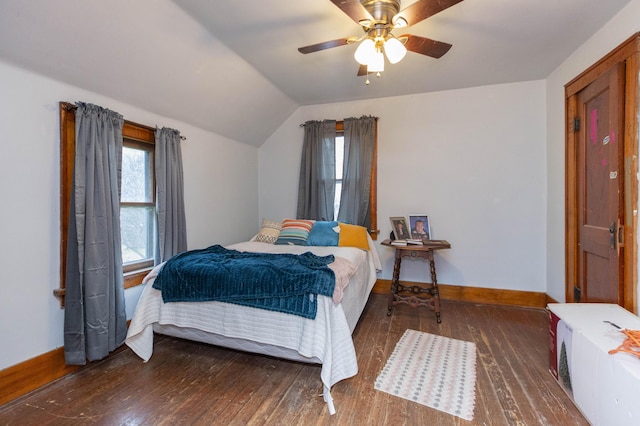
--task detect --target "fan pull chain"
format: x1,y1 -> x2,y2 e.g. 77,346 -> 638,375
365,71 -> 382,85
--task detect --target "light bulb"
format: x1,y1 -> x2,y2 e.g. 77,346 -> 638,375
368,51 -> 385,73
392,16 -> 408,28
354,39 -> 376,65
384,37 -> 407,64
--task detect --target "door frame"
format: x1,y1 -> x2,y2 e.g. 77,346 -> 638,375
565,33 -> 640,313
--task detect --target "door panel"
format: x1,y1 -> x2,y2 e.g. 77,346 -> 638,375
580,226 -> 610,257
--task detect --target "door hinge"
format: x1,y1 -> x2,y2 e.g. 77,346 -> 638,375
574,286 -> 582,302
573,117 -> 580,132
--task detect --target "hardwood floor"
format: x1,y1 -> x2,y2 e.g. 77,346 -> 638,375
0,295 -> 587,425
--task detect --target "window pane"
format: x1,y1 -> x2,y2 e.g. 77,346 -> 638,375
334,182 -> 342,221
122,146 -> 153,203
334,136 -> 344,220
121,206 -> 155,263
335,136 -> 344,178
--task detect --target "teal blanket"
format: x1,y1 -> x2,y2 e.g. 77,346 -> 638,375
152,245 -> 335,319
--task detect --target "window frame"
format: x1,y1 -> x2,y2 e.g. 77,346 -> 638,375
56,102 -> 156,307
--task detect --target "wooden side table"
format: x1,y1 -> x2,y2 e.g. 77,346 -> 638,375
382,239 -> 451,323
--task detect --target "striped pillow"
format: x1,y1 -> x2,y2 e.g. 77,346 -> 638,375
274,219 -> 315,246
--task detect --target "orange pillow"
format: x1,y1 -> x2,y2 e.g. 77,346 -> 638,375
338,223 -> 369,250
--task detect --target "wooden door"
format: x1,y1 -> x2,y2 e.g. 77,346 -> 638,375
574,64 -> 625,303
565,33 -> 640,312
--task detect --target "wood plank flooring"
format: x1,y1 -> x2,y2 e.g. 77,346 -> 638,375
0,295 -> 588,425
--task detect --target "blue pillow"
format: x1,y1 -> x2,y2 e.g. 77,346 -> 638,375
307,221 -> 339,246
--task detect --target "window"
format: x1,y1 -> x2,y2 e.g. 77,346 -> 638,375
56,103 -> 156,306
331,120 -> 378,238
121,140 -> 155,273
338,121 -> 377,238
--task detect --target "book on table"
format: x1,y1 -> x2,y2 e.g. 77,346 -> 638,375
391,239 -> 423,246
421,239 -> 451,249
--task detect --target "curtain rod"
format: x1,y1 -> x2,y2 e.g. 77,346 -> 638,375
61,101 -> 186,140
299,116 -> 379,127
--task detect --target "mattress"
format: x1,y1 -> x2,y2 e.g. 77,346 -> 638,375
125,238 -> 382,414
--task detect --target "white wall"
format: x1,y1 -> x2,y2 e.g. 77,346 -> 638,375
0,60 -> 259,370
545,0 -> 640,304
260,81 -> 547,291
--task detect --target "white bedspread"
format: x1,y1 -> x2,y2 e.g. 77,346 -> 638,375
125,239 -> 382,414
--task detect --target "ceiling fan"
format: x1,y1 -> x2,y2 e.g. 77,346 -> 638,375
298,0 -> 464,79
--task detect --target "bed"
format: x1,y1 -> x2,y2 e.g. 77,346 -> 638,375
125,226 -> 382,415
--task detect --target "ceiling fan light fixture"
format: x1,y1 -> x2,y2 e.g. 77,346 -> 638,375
384,37 -> 407,64
354,38 -> 376,65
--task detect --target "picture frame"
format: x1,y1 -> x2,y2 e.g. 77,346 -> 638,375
390,216 -> 411,240
409,214 -> 431,240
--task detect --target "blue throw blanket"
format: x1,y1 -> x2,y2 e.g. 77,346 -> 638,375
152,245 -> 336,319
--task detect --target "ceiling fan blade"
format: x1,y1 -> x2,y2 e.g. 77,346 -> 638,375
330,0 -> 374,25
298,37 -> 353,54
396,0 -> 464,27
401,34 -> 452,58
357,64 -> 369,76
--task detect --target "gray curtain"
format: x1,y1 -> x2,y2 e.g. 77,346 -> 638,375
337,116 -> 376,228
296,120 -> 337,221
64,102 -> 127,365
155,127 -> 187,263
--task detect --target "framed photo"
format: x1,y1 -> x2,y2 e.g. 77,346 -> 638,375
390,216 -> 411,240
409,214 -> 431,240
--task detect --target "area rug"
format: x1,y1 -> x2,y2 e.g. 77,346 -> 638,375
374,329 -> 477,421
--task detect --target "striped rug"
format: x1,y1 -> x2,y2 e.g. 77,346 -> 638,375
374,329 -> 477,421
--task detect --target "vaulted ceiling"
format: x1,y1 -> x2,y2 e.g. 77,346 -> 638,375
0,0 -> 632,146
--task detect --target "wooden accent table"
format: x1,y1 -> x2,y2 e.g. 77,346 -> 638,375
382,239 -> 451,323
